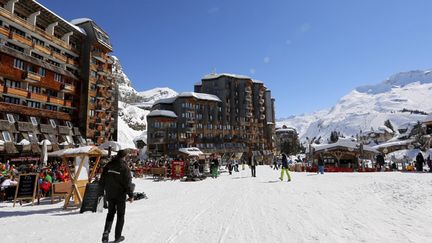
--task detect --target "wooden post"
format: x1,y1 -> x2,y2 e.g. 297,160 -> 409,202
89,155 -> 101,182
64,155 -> 86,209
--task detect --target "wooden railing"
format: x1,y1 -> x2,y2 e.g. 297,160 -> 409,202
28,92 -> 48,102
9,32 -> 32,46
48,97 -> 64,106
5,86 -> 28,97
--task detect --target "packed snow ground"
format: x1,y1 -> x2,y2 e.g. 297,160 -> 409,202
1,167 -> 432,243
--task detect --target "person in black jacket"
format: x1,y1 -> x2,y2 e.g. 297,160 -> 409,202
416,152 -> 425,172
99,150 -> 134,243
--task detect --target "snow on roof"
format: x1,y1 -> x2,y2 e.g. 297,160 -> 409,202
195,81 -> 202,86
202,73 -> 251,80
276,128 -> 296,133
154,97 -> 177,105
387,149 -> 424,161
372,139 -> 414,149
147,110 -> 178,118
252,79 -> 264,84
16,139 -> 31,146
70,18 -> 93,25
33,1 -> 86,35
313,138 -> 378,153
154,92 -> 221,105
178,92 -> 222,102
179,147 -> 203,157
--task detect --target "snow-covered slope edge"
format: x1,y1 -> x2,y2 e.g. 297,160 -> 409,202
278,69 -> 432,142
112,56 -> 177,146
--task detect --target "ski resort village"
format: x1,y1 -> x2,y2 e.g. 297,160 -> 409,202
0,1 -> 432,243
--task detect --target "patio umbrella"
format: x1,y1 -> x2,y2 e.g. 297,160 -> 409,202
40,139 -> 49,167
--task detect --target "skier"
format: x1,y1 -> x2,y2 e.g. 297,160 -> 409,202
416,152 -> 424,172
317,156 -> 325,174
99,150 -> 135,243
273,157 -> 278,170
249,152 -> 257,177
233,158 -> 239,172
279,154 -> 291,182
227,159 -> 233,175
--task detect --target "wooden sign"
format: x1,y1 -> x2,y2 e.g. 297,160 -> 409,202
13,173 -> 39,207
80,182 -> 100,213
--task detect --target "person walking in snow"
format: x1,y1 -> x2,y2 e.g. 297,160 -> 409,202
99,150 -> 134,243
249,152 -> 257,177
279,154 -> 291,182
210,155 -> 219,178
416,152 -> 425,172
226,158 -> 233,175
317,156 -> 325,174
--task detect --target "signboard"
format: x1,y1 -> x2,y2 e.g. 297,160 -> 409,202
171,161 -> 185,179
13,173 -> 39,207
80,183 -> 100,213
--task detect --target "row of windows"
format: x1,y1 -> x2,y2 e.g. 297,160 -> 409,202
13,58 -> 62,81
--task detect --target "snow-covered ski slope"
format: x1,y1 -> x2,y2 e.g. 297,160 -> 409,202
2,167 -> 431,242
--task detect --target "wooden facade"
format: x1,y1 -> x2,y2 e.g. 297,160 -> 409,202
0,0 -> 117,161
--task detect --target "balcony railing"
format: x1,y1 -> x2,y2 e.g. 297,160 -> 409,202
5,86 -> 28,97
28,92 -> 48,102
23,72 -> 41,82
64,100 -> 73,107
48,97 -> 64,106
62,84 -> 75,93
51,51 -> 67,63
66,58 -> 78,66
0,25 -> 9,36
9,32 -> 32,46
33,43 -> 51,55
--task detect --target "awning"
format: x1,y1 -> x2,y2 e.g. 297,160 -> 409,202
179,147 -> 203,157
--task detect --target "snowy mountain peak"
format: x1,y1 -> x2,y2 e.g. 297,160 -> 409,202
356,69 -> 432,94
278,68 -> 432,142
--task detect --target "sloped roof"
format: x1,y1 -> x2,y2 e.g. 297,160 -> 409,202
202,73 -> 251,80
178,92 -> 221,102
313,138 -> 378,153
147,110 -> 178,118
154,92 -> 221,105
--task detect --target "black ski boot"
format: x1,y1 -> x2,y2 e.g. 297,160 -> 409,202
102,221 -> 113,243
114,236 -> 125,242
101,232 -> 109,243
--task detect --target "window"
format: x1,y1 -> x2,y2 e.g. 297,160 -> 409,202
9,26 -> 25,37
47,59 -> 60,67
90,110 -> 95,117
90,97 -> 96,104
13,58 -> 25,70
66,121 -> 73,128
49,45 -> 61,54
66,135 -> 74,144
6,42 -> 24,52
28,85 -> 41,93
45,104 -> 58,111
90,71 -> 98,79
47,90 -> 58,97
2,131 -> 12,142
38,67 -> 46,77
5,79 -> 20,88
49,119 -> 57,128
4,96 -> 20,104
54,73 -> 62,82
31,37 -> 45,46
27,100 -> 41,108
30,117 -> 38,126
31,52 -> 44,60
6,114 -> 15,124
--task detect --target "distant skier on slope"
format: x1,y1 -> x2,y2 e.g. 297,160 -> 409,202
317,156 -> 325,174
279,154 -> 291,182
99,150 -> 134,243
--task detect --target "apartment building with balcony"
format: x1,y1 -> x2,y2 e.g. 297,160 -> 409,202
147,92 -> 228,158
195,73 -> 276,156
0,0 -> 117,161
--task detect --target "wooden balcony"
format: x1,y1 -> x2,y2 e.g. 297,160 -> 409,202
33,43 -> 51,55
90,64 -> 98,71
92,52 -> 106,63
23,72 -> 41,82
89,90 -> 97,97
9,32 -> 32,46
64,100 -> 73,107
0,25 -> 9,36
51,51 -> 67,63
63,84 -> 76,93
49,97 -> 64,106
5,87 -> 28,97
28,92 -> 48,102
0,85 -> 4,92
66,58 -> 78,66
0,102 -> 71,120
88,116 -> 96,124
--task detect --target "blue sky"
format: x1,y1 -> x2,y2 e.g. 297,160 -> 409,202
39,0 -> 432,118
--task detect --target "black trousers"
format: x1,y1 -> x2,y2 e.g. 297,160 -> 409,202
251,166 -> 256,177
104,199 -> 126,239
